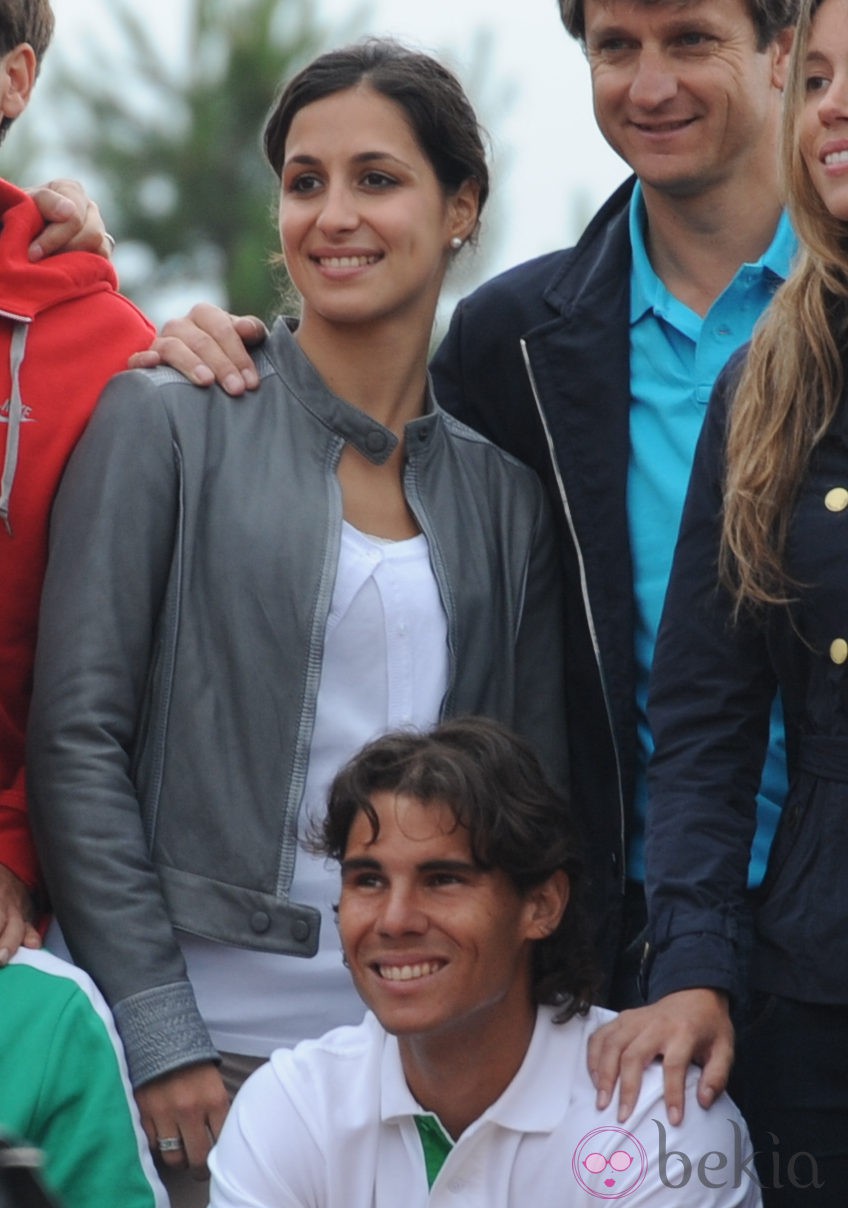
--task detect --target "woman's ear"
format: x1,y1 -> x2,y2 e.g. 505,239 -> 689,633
448,178 -> 481,246
523,869 -> 570,941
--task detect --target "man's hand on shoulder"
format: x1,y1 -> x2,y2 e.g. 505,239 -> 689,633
129,304 -> 267,395
26,179 -> 114,262
0,864 -> 40,964
587,988 -> 734,1126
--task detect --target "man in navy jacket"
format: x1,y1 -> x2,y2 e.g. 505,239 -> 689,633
430,0 -> 795,1047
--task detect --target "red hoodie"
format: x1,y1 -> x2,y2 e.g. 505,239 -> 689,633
0,179 -> 154,896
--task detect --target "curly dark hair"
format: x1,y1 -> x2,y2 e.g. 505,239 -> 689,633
318,716 -> 599,1021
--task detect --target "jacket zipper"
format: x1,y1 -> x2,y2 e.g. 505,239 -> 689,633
521,337 -> 626,890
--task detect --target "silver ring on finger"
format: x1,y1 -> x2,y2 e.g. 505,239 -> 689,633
156,1136 -> 184,1153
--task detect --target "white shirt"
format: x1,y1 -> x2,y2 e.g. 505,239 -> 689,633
181,523 -> 449,1054
208,1006 -> 762,1207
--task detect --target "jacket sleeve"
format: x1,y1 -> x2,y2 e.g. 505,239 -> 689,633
26,372 -> 219,1087
644,358 -> 777,1002
512,478 -> 570,796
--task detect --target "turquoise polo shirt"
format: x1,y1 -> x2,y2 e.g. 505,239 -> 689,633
627,182 -> 796,886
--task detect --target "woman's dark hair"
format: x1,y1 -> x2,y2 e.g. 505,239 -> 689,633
264,38 -> 489,224
318,716 -> 599,1020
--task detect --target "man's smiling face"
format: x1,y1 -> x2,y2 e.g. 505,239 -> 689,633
338,790 -> 542,1043
584,0 -> 790,199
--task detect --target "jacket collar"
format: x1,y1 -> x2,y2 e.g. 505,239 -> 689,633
542,176 -> 635,319
261,317 -> 441,465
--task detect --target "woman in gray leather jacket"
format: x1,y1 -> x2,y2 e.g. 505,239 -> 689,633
27,39 -> 569,1202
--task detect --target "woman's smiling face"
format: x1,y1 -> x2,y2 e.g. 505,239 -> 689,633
799,0 -> 848,222
279,84 -> 474,333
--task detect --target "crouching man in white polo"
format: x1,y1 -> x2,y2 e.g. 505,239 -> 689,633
208,718 -> 761,1207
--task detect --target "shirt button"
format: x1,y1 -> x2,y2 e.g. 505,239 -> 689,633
250,911 -> 271,934
825,487 -> 848,512
830,638 -> 848,665
291,919 -> 310,942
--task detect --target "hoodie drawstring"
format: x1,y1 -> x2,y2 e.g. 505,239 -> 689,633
0,322 -> 29,535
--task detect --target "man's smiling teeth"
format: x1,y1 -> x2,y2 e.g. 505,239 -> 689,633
317,254 -> 379,267
636,119 -> 692,132
825,150 -> 848,167
378,961 -> 442,981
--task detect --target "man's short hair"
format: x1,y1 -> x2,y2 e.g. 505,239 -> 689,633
558,0 -> 799,51
320,716 -> 599,1020
0,1 -> 53,69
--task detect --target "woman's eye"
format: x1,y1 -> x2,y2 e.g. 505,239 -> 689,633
805,74 -> 830,93
288,173 -> 322,194
362,171 -> 397,189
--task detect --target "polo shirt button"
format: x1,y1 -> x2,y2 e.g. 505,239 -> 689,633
291,919 -> 310,942
250,911 -> 271,934
825,487 -> 848,512
448,1179 -> 465,1193
830,638 -> 848,665
365,431 -> 388,453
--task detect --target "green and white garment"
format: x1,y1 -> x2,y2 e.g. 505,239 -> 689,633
0,948 -> 167,1208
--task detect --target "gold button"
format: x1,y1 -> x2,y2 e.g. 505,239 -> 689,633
831,638 -> 848,665
825,487 -> 848,511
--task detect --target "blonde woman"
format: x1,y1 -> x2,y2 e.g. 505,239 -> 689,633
622,0 -> 848,1198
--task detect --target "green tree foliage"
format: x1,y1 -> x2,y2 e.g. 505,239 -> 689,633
50,0 -> 350,322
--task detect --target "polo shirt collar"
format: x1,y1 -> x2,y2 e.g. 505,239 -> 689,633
380,1005 -> 582,1136
628,180 -> 797,326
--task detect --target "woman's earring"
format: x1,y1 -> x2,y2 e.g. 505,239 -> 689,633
450,236 -> 463,251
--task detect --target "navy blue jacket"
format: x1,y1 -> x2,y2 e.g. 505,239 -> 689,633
647,350 -> 848,1004
432,178 -> 638,980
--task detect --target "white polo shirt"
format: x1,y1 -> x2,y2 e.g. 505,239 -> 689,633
208,1006 -> 762,1206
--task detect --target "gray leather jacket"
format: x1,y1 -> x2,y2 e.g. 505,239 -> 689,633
28,319 -> 568,1087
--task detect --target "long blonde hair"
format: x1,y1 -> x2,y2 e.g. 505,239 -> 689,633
721,0 -> 848,611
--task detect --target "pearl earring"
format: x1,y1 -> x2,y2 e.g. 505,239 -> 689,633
450,236 -> 463,251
